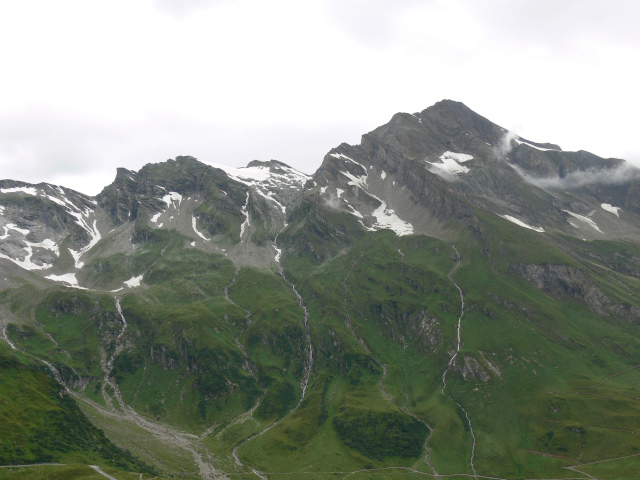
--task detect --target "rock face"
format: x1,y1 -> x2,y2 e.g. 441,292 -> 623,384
513,263 -> 612,313
3,100 -> 640,285
513,262 -> 640,322
0,180 -> 98,273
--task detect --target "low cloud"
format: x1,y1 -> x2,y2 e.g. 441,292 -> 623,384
510,162 -> 640,189
0,106 -> 352,196
493,130 -> 518,160
322,194 -> 341,210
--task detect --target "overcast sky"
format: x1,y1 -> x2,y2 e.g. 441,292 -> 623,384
1,0 -> 639,195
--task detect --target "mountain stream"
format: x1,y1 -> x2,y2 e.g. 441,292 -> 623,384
441,245 -> 478,479
225,239 -> 315,479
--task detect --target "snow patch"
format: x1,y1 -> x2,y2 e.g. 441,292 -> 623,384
343,202 -> 363,218
515,138 -> 560,152
150,211 -> 162,223
330,153 -> 358,164
443,151 -> 474,163
0,186 -> 38,195
336,188 -> 344,198
381,170 -> 387,180
0,251 -> 51,270
68,249 -> 84,269
124,275 -> 143,288
190,241 -> 195,246
500,215 -> 545,232
601,203 -> 622,217
371,200 -> 414,236
192,216 -> 210,241
563,210 -> 603,233
1,223 -> 30,237
46,273 -> 81,287
68,219 -> 102,268
209,162 -> 307,221
28,238 -> 59,255
211,162 -> 310,187
46,195 -> 69,208
240,192 -> 251,239
341,169 -> 368,190
339,164 -> 413,236
0,227 -> 60,270
427,151 -> 474,176
162,192 -> 182,207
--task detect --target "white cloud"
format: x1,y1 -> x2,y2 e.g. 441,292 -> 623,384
0,0 -> 639,194
153,0 -> 225,17
510,162 -> 640,189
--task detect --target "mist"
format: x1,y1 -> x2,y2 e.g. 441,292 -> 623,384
510,162 -> 640,189
493,130 -> 518,160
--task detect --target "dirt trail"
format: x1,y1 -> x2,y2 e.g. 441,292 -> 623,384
547,363 -> 640,397
441,245 -> 478,479
89,465 -> 119,480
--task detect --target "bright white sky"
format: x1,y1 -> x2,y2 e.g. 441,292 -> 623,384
1,0 -> 639,195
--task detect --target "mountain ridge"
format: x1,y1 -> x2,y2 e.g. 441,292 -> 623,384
2,100 -> 640,479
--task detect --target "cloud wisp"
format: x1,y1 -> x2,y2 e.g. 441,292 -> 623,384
493,130 -> 518,160
510,162 -> 640,189
322,194 -> 341,210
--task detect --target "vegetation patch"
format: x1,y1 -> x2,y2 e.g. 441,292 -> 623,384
332,409 -> 428,461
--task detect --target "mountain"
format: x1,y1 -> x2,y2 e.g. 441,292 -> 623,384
2,100 -> 640,479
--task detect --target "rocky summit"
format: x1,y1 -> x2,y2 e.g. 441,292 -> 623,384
2,100 -> 640,479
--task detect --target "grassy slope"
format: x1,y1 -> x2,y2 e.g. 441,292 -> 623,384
3,201 -> 640,478
0,347 -> 153,474
238,207 -> 640,478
